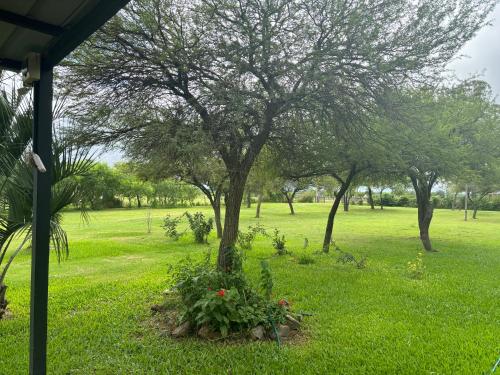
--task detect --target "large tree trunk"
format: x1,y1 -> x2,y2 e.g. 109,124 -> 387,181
379,188 -> 385,210
136,195 -> 141,208
212,192 -> 223,238
417,199 -> 433,251
368,186 -> 375,209
255,193 -> 263,218
217,173 -> 246,271
410,173 -> 436,252
472,206 -> 478,220
322,192 -> 344,252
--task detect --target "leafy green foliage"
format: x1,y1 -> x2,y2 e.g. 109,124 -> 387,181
271,229 -> 288,255
185,212 -> 213,244
167,255 -> 285,337
237,224 -> 267,250
336,247 -> 367,269
259,260 -> 273,301
161,215 -> 183,241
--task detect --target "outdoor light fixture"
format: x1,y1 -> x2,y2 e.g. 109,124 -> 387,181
21,52 -> 41,86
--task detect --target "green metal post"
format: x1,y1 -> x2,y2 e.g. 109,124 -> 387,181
29,62 -> 53,375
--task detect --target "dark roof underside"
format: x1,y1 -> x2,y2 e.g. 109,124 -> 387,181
0,0 -> 129,71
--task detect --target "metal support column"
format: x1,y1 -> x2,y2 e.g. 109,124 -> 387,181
29,62 -> 53,375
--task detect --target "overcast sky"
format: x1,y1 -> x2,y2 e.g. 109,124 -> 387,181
99,6 -> 500,165
448,4 -> 500,101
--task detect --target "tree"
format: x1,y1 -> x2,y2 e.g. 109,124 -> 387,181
0,86 -> 92,317
455,84 -> 500,219
124,116 -> 228,237
274,115 -> 391,252
245,148 -> 278,219
362,168 -> 405,210
77,163 -> 122,209
280,178 -> 311,215
467,165 -> 500,219
115,162 -> 153,208
384,81 -> 497,251
61,0 -> 495,270
367,186 -> 375,210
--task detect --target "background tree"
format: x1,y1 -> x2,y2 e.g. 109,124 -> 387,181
124,115 -> 228,237
384,81 -> 496,251
245,148 -> 278,219
453,84 -> 500,220
77,163 -> 122,209
62,0 -> 495,270
274,114 -> 392,252
279,178 -> 311,215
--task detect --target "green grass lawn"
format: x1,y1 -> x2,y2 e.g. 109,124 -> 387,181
1,203 -> 499,374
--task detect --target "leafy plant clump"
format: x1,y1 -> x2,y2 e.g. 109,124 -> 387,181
237,224 -> 267,250
335,246 -> 367,269
407,252 -> 425,279
162,254 -> 300,340
185,212 -> 213,243
297,254 -> 315,265
272,228 -> 288,255
162,215 -> 183,240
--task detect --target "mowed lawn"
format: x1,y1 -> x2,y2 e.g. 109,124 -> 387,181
1,203 -> 499,374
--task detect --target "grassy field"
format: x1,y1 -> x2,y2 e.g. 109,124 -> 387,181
1,203 -> 499,374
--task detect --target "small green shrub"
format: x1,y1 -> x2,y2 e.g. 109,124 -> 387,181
185,212 -> 213,243
167,254 -> 289,337
407,252 -> 425,279
271,228 -> 288,255
237,224 -> 267,250
336,247 -> 366,269
162,215 -> 183,240
297,254 -> 315,265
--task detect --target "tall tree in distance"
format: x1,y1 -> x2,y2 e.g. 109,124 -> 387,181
62,0 -> 495,270
385,81 -> 497,251
274,114 -> 392,252
280,178 -> 311,215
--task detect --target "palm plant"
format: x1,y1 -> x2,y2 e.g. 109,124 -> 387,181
0,80 -> 93,318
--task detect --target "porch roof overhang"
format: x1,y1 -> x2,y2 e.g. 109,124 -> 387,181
0,0 -> 129,72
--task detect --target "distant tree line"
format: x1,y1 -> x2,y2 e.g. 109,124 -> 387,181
76,162 -> 200,210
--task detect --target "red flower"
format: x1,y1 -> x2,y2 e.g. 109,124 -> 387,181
217,289 -> 225,297
278,299 -> 287,306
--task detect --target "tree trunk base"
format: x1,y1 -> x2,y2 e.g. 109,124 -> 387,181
420,235 -> 437,252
